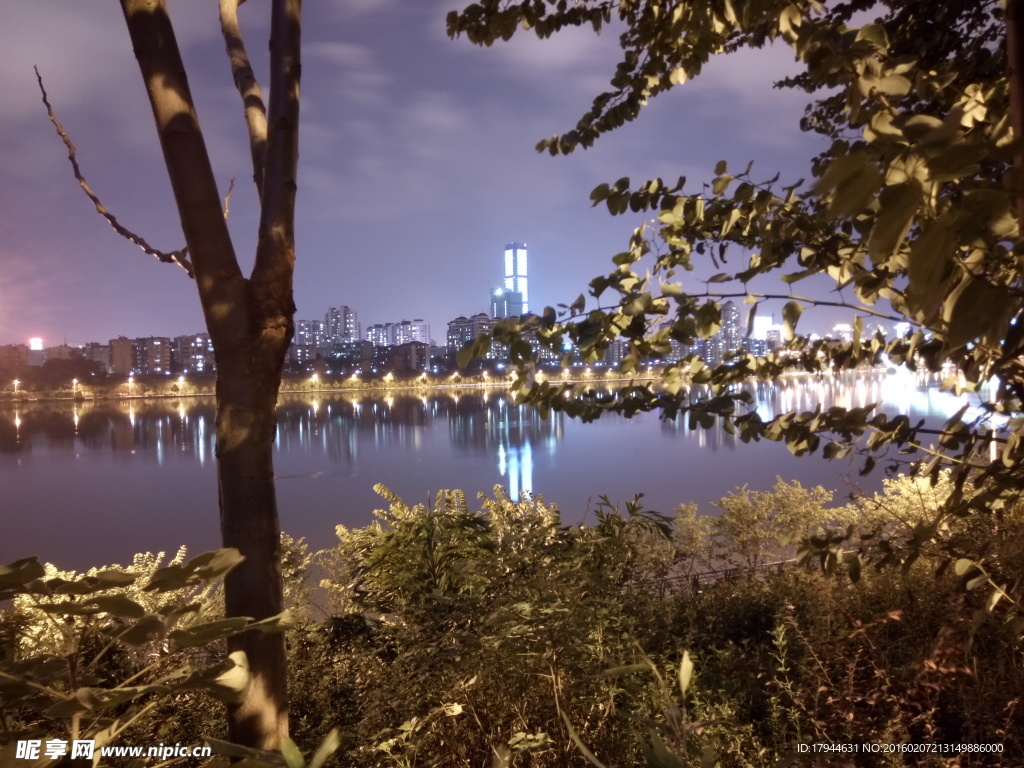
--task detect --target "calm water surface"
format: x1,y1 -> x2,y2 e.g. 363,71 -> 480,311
0,370 -> 985,570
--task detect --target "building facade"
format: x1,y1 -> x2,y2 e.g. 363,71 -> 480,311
447,313 -> 494,352
173,334 -> 215,374
109,337 -> 134,375
134,337 -> 172,375
503,242 -> 529,313
325,306 -> 360,344
295,319 -> 326,349
491,287 -> 524,319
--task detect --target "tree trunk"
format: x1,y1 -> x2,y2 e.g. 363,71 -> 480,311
1008,0 -> 1024,224
119,0 -> 299,751
217,343 -> 289,749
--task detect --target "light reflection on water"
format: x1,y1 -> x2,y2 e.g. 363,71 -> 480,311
0,370 -> 997,570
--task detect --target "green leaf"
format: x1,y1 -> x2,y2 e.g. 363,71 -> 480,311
169,617 -> 252,649
719,207 -> 741,237
144,548 -> 243,592
856,23 -> 889,50
175,651 -> 251,703
928,142 -> 987,181
86,594 -> 147,619
678,650 -> 694,697
0,557 -> 45,587
712,174 -> 734,196
117,614 -> 167,646
875,74 -> 911,96
868,182 -> 922,264
906,222 -> 955,323
815,152 -> 882,219
966,573 -> 989,591
280,738 -> 304,768
954,558 -> 975,576
694,302 -> 722,338
945,276 -> 1012,350
249,610 -> 298,633
308,730 -> 342,768
714,160 -> 727,175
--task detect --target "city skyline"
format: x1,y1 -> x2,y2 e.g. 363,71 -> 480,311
0,3 -> 849,351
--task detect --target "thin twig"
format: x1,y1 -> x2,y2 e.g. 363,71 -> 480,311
34,66 -> 194,279
223,177 -> 236,221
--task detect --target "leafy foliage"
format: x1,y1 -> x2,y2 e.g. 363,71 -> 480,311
287,477 -> 1021,765
5,473 -> 1024,764
448,0 -> 1024,646
0,548 -> 296,764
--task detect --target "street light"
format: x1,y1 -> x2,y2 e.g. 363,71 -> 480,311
12,379 -> 19,393
72,378 -> 78,396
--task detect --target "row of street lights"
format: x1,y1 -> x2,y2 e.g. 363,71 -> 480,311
8,375 -> 192,396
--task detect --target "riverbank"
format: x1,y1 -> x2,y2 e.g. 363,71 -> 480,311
0,369 -> 669,403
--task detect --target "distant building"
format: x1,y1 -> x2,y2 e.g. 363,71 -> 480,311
407,319 -> 431,345
173,334 -> 215,373
722,301 -> 741,342
43,344 -> 77,362
384,341 -> 430,373
367,319 -> 431,347
324,340 -> 373,373
491,287 -> 524,319
134,337 -> 172,375
81,342 -> 111,372
325,305 -> 360,344
366,323 -> 392,347
287,344 -> 315,370
447,313 -> 494,352
503,243 -> 529,313
109,337 -> 135,375
295,319 -> 326,349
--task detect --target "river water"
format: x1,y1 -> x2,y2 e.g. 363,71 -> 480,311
0,370 -> 985,571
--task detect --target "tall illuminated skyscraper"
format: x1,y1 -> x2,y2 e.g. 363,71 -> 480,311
503,242 -> 528,313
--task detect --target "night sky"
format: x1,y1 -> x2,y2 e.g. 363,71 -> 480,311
1,1 -> 834,349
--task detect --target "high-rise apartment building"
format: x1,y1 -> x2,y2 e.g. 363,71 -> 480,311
447,313 -> 494,351
503,243 -> 528,313
403,319 -> 431,345
134,337 -> 172,375
173,334 -> 215,373
366,323 -> 391,347
491,287 -> 524,319
366,319 -> 431,347
721,300 -> 741,343
294,319 -> 326,348
325,306 -> 360,344
110,337 -> 134,375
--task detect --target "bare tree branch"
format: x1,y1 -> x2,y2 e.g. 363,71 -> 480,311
223,177 -> 236,220
251,0 -> 301,289
220,0 -> 268,201
35,66 -> 194,279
